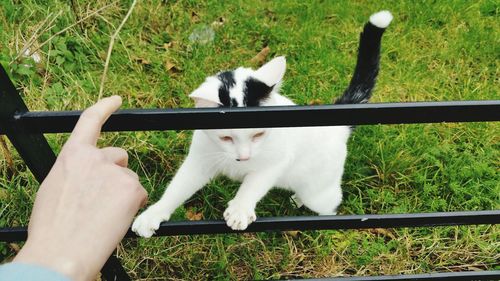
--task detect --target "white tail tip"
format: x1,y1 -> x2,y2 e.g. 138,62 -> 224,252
369,10 -> 393,28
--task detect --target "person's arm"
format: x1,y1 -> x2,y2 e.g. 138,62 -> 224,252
3,96 -> 147,281
0,263 -> 70,281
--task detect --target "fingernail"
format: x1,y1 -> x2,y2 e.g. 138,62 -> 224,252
110,95 -> 122,104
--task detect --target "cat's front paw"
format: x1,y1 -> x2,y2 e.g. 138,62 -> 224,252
223,200 -> 256,230
132,207 -> 170,238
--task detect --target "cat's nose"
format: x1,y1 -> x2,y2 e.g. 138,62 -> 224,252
236,156 -> 250,161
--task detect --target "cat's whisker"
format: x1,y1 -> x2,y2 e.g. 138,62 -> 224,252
206,153 -> 233,171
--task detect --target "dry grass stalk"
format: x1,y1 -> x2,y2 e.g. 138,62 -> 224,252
36,2 -> 117,55
0,136 -> 15,176
12,2 -> 117,65
11,11 -> 61,64
98,0 -> 138,100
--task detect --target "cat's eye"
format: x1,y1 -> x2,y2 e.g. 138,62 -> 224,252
220,136 -> 233,142
253,132 -> 265,140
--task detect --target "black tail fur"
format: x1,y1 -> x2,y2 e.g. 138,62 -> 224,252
335,12 -> 391,104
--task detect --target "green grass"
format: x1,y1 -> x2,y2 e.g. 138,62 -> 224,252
1,0 -> 499,279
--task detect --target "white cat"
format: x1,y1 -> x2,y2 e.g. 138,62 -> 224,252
133,11 -> 393,237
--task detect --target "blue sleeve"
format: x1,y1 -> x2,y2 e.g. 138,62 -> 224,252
0,262 -> 71,281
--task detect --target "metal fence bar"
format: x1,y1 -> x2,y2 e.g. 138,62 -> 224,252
1,211 -> 498,242
0,226 -> 26,243
125,210 -> 500,238
101,254 -> 132,281
282,270 -> 500,281
0,65 -> 129,281
0,63 -> 56,182
0,100 -> 498,134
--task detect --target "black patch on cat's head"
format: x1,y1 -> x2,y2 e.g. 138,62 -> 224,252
243,78 -> 274,106
217,71 -> 236,107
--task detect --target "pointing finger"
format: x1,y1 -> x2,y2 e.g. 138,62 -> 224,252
69,96 -> 122,146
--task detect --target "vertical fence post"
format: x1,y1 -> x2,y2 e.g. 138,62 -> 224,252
0,64 -> 130,281
0,65 -> 56,181
101,254 -> 132,281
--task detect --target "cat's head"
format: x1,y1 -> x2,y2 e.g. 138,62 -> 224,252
189,56 -> 286,161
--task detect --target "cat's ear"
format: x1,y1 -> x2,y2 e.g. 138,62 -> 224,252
253,56 -> 286,87
189,88 -> 221,107
189,78 -> 222,108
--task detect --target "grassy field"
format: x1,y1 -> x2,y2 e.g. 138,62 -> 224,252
1,0 -> 499,279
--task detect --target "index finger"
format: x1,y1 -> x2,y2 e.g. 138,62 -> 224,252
69,96 -> 122,145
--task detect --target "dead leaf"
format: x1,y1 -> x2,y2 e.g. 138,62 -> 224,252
9,243 -> 20,253
284,231 -> 300,237
163,42 -> 174,49
165,61 -> 181,73
133,57 -> 150,65
308,99 -> 323,105
250,46 -> 271,65
186,209 -> 203,221
191,11 -> 200,23
367,228 -> 396,239
211,17 -> 225,28
325,14 -> 339,20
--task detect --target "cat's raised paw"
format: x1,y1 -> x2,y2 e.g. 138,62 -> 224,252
223,201 -> 256,230
132,208 -> 170,238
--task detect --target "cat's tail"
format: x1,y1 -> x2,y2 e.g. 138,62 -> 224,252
334,11 -> 393,104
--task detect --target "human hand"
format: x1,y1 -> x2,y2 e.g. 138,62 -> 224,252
14,96 -> 147,281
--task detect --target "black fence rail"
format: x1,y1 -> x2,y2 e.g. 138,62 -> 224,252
1,63 -> 499,280
2,100 -> 499,134
2,210 -> 500,242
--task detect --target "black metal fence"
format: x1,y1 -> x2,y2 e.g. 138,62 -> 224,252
1,63 -> 499,280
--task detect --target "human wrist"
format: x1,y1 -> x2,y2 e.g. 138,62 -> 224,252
14,238 -> 88,281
